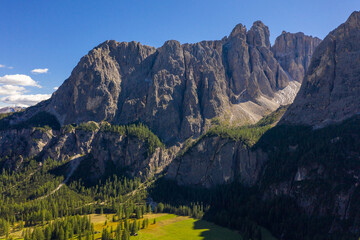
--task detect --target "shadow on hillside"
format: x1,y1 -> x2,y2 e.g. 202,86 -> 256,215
193,219 -> 242,240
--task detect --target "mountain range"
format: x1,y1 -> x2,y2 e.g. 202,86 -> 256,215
7,21 -> 320,144
0,106 -> 24,114
0,19 -> 320,182
1,10 -> 360,240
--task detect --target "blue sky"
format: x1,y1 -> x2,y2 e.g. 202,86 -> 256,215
0,0 -> 359,107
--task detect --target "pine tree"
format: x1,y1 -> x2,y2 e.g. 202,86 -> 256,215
117,206 -> 123,219
136,208 -> 141,219
24,229 -> 29,240
115,225 -> 121,240
142,220 -> 145,229
58,227 -> 65,240
131,220 -> 138,236
0,219 -> 9,237
101,228 -> 111,240
19,219 -> 24,230
44,226 -> 52,240
32,227 -> 45,240
157,203 -> 164,213
85,231 -> 91,240
124,220 -> 129,231
121,229 -> 130,240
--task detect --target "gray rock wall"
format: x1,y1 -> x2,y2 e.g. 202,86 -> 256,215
272,32 -> 321,82
0,127 -> 173,180
41,21 -> 309,144
167,136 -> 267,188
282,11 -> 360,127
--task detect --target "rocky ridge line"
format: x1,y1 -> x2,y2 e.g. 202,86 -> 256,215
9,21 -> 318,145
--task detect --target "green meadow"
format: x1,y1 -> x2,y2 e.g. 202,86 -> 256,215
132,214 -> 276,240
2,213 -> 277,240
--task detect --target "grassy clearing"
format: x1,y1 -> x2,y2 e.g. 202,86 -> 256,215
96,213 -> 276,240
2,213 -> 277,240
132,214 -> 243,240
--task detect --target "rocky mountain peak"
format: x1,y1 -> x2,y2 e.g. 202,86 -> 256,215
272,30 -> 321,82
7,20 -> 321,144
161,40 -> 182,49
246,21 -> 270,48
281,10 -> 360,126
229,23 -> 247,39
347,10 -> 360,26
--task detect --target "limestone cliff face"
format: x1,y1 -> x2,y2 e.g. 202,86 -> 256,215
262,13 -> 360,233
0,128 -> 54,170
37,21 -> 303,144
272,32 -> 321,82
47,41 -> 156,125
0,19 -> 322,184
0,20 -> 321,187
166,136 -> 267,188
0,127 -> 172,180
282,11 -> 360,126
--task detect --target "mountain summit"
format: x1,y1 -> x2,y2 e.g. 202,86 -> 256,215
282,11 -> 360,127
4,11 -> 360,240
14,21 -> 318,144
272,31 -> 321,82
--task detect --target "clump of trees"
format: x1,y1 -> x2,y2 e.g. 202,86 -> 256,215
76,121 -> 99,132
101,122 -> 164,156
0,218 -> 9,239
205,106 -> 290,147
23,215 -> 94,240
206,124 -> 270,147
153,202 -> 208,219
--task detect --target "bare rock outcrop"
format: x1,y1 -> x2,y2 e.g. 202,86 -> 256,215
167,136 -> 267,188
272,32 -> 321,82
282,11 -> 360,126
0,127 -> 172,180
35,21 -> 305,144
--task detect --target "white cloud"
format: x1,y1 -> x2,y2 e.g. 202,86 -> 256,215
53,86 -> 59,90
0,74 -> 41,87
0,85 -> 26,96
0,65 -> 14,69
1,94 -> 51,107
31,68 -> 48,74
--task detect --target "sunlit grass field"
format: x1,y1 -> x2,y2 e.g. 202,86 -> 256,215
2,213 -> 277,240
131,214 -> 242,240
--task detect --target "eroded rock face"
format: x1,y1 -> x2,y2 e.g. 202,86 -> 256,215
0,127 -> 172,180
0,128 -> 54,170
90,131 -> 173,179
272,32 -> 321,82
166,136 -> 267,188
47,41 -> 156,125
36,21 -> 308,144
282,11 -> 360,126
